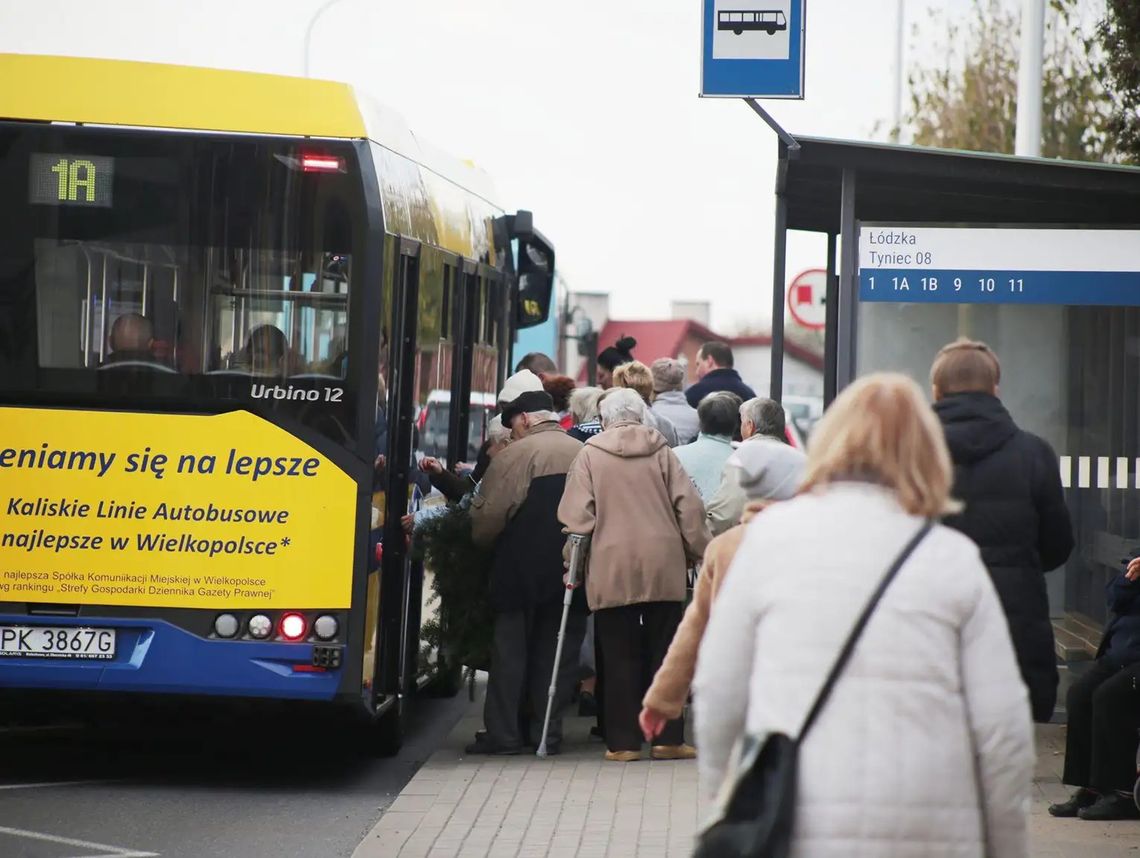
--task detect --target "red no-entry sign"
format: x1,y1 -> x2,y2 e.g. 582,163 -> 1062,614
787,268 -> 827,330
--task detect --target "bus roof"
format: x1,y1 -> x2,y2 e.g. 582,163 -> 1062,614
0,53 -> 368,139
0,53 -> 506,247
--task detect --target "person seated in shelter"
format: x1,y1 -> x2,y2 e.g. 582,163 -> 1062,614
1049,560 -> 1140,821
101,313 -> 166,368
231,325 -> 290,375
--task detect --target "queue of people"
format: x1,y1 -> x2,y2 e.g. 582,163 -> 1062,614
404,333 -> 1140,855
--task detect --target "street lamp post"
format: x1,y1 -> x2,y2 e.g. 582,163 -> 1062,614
303,0 -> 346,77
1015,0 -> 1045,157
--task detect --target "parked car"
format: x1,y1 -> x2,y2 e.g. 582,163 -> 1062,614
416,390 -> 497,466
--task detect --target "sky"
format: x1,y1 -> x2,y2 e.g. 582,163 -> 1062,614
0,0 -> 1085,333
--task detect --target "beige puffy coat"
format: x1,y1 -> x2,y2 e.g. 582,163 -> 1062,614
558,421 -> 710,611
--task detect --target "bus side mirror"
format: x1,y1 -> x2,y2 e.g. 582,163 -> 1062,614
510,211 -> 554,330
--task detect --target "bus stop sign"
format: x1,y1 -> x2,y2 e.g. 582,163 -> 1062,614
700,0 -> 806,98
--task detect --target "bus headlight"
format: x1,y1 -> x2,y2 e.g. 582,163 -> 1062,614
214,613 -> 239,638
248,614 -> 273,639
313,615 -> 338,641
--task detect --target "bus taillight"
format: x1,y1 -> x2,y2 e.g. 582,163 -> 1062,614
279,612 -> 307,641
301,154 -> 342,173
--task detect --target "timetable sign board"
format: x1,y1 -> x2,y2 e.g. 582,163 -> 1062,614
858,226 -> 1140,306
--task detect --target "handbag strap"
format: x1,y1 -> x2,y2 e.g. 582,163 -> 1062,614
798,520 -> 933,740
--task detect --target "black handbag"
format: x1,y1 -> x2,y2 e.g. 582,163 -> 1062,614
693,521 -> 933,858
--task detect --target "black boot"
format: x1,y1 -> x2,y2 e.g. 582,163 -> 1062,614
1048,788 -> 1098,817
464,735 -> 522,756
1078,792 -> 1140,821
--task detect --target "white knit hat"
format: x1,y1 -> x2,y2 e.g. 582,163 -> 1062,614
728,438 -> 807,501
498,369 -> 555,424
497,369 -> 545,404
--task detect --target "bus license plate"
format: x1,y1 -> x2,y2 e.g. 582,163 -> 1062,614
0,626 -> 116,660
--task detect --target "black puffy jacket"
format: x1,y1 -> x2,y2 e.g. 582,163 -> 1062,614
935,392 -> 1074,723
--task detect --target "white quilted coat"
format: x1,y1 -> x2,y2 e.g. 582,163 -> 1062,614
694,483 -> 1034,858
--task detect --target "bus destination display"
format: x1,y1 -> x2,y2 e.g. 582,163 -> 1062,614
858,226 -> 1140,306
28,153 -> 113,208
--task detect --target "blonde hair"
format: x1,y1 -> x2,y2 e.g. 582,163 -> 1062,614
612,360 -> 654,404
930,338 -> 1001,395
569,386 -> 603,424
802,373 -> 958,517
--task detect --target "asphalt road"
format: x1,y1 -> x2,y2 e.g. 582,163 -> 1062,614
0,691 -> 472,858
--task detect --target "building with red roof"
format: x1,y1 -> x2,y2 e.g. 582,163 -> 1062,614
582,319 -> 823,399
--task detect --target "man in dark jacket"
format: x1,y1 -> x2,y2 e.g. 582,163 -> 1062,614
468,371 -> 584,754
931,338 -> 1074,723
1048,565 -> 1140,820
684,341 -> 756,408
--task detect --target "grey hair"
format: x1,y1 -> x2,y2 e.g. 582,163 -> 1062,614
487,417 -> 512,445
599,388 -> 646,427
698,392 -> 742,437
569,386 -> 603,424
740,397 -> 786,441
523,410 -> 560,425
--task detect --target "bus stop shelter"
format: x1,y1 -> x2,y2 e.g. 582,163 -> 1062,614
771,136 -> 1140,636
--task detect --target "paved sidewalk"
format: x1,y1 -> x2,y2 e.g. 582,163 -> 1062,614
1029,723 -> 1140,857
355,693 -> 1140,858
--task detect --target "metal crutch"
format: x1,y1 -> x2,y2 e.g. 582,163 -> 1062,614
536,533 -> 586,758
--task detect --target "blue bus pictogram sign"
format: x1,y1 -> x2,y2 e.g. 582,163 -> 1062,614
701,0 -> 805,98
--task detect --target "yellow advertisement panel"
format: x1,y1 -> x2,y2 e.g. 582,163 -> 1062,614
0,407 -> 355,609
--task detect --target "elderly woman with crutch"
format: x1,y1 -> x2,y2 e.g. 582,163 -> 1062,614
558,387 -> 710,762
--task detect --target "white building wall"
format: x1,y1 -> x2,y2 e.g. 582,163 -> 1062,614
733,345 -> 824,400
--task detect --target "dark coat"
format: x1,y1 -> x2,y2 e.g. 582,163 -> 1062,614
935,392 -> 1074,723
470,423 -> 585,613
567,421 -> 602,444
1098,574 -> 1140,666
684,368 -> 756,408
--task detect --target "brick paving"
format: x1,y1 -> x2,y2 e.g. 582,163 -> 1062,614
354,692 -> 1140,858
1030,723 -> 1140,857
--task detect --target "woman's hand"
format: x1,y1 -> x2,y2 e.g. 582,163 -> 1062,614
419,457 -> 443,475
639,706 -> 668,741
1127,557 -> 1140,581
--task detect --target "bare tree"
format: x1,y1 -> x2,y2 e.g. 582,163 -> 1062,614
898,0 -> 1113,161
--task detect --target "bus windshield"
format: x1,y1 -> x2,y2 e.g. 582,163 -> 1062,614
0,123 -> 365,399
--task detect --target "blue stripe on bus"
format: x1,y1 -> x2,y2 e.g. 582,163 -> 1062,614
859,269 -> 1140,306
0,615 -> 341,701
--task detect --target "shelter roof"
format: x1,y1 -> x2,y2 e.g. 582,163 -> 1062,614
781,136 -> 1140,234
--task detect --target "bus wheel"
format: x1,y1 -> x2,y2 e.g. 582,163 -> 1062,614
361,700 -> 404,757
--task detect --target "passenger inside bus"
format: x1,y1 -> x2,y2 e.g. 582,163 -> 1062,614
231,325 -> 293,375
100,313 -> 170,370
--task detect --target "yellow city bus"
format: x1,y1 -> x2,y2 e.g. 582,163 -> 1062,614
0,54 -> 554,751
